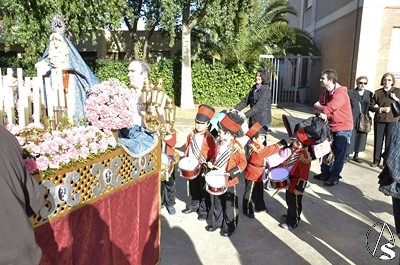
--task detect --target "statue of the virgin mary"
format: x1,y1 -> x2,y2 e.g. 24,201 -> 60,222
35,14 -> 99,124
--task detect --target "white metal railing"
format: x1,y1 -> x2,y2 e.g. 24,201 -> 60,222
259,55 -> 323,105
0,67 -> 67,127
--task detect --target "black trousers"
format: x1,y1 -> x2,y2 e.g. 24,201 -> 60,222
207,186 -> 238,232
373,121 -> 396,164
161,170 -> 176,207
242,179 -> 266,215
393,197 -> 400,235
187,175 -> 210,217
285,190 -> 302,227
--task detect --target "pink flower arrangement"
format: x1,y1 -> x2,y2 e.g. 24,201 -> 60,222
85,78 -> 135,131
6,123 -> 117,176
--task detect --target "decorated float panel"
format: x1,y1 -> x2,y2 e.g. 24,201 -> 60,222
0,15 -> 177,265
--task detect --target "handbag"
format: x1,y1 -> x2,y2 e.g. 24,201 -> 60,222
356,101 -> 372,133
391,101 -> 400,117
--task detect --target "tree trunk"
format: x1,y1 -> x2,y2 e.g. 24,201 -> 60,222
143,28 -> 155,61
127,31 -> 138,60
180,24 -> 195,109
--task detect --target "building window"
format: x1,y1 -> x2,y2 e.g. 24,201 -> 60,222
388,27 -> 400,79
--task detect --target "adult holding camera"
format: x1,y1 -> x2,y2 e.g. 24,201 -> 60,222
369,72 -> 400,169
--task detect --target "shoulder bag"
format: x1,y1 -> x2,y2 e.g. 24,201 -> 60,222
356,101 -> 372,133
391,100 -> 400,118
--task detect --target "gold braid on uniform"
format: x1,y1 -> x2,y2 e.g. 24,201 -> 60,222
248,143 -> 262,156
233,185 -> 238,228
299,149 -> 312,164
247,182 -> 256,215
233,142 -> 244,154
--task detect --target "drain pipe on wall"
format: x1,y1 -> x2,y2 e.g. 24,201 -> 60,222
350,0 -> 361,87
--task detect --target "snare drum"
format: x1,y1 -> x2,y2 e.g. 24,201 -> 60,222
205,171 -> 228,195
269,168 -> 290,189
178,157 -> 200,179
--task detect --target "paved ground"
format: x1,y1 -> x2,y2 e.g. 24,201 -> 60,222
159,104 -> 399,265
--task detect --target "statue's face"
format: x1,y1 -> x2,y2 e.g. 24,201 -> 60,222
48,33 -> 68,68
128,61 -> 147,90
49,33 -> 64,49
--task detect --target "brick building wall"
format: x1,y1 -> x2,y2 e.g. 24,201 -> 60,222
288,0 -> 400,94
314,10 -> 359,88
374,7 -> 400,87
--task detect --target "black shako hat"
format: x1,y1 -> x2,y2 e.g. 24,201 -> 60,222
196,104 -> 215,123
218,112 -> 244,135
293,126 -> 320,146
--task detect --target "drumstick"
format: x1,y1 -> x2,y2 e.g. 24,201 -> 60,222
265,185 -> 321,200
303,186 -> 321,200
270,189 -> 280,197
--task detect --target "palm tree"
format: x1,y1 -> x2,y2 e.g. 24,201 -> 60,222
204,0 -> 319,66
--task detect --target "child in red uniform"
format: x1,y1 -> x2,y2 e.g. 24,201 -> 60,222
205,112 -> 247,237
243,122 -> 287,218
182,104 -> 216,220
280,126 -> 320,229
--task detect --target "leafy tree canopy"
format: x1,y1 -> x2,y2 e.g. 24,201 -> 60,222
200,0 -> 320,66
0,0 -> 126,63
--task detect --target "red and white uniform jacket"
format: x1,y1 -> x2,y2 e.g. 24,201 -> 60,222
286,148 -> 312,193
245,141 -> 280,182
184,129 -> 215,164
210,138 -> 247,187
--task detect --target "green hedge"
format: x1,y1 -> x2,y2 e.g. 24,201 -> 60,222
0,57 -> 260,107
192,62 -> 259,106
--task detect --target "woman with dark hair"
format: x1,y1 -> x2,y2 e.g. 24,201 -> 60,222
369,72 -> 400,168
233,68 -> 272,128
347,75 -> 373,163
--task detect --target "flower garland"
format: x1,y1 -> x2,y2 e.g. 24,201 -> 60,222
85,78 -> 135,131
6,123 -> 117,176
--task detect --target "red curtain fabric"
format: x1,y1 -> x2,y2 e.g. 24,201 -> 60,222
35,172 -> 160,265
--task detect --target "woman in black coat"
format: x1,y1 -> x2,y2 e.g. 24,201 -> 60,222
347,76 -> 373,163
234,68 -> 272,128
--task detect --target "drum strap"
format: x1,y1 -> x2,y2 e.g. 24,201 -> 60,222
190,135 -> 206,164
284,152 -> 300,168
214,146 -> 232,169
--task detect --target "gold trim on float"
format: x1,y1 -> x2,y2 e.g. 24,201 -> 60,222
30,142 -> 161,228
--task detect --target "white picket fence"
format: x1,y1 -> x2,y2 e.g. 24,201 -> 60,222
0,67 -> 68,127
